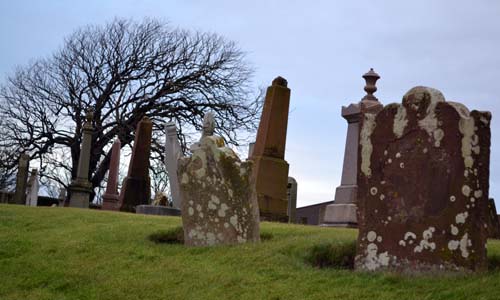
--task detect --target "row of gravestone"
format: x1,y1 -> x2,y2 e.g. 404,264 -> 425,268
9,71 -> 499,273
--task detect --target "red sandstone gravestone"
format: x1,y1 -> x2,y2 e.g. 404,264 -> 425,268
251,77 -> 291,222
119,117 -> 153,212
355,86 -> 490,272
102,139 -> 121,211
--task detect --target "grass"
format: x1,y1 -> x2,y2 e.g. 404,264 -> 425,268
0,204 -> 500,300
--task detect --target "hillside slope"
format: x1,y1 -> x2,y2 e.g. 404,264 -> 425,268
1,204 -> 500,300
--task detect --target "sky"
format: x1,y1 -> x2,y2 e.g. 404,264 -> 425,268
1,0 -> 500,208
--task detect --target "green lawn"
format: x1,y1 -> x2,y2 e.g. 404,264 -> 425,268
1,204 -> 500,300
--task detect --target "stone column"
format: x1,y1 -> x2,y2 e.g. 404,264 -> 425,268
119,116 -> 153,212
251,77 -> 291,222
164,122 -> 182,209
102,139 -> 121,211
13,153 -> 30,205
69,109 -> 94,208
287,177 -> 297,223
247,142 -> 255,159
57,188 -> 66,207
322,69 -> 383,227
26,169 -> 39,207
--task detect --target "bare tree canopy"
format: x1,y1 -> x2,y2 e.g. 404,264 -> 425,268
0,18 -> 261,198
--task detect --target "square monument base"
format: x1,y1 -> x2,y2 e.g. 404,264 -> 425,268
69,191 -> 90,208
136,205 -> 181,216
320,203 -> 357,228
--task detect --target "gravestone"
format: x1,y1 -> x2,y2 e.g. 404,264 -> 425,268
487,199 -> 500,239
355,86 -> 490,272
102,139 -> 121,211
165,122 -> 182,209
58,188 -> 66,207
119,116 -> 152,212
178,113 -> 260,246
13,153 -> 30,205
251,77 -> 291,222
69,109 -> 94,208
26,169 -> 39,207
322,69 -> 383,227
287,177 -> 297,223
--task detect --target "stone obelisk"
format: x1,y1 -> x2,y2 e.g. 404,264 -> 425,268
321,68 -> 383,227
69,109 -> 94,208
13,153 -> 30,205
287,177 -> 297,223
119,116 -> 153,212
165,122 -> 182,209
102,139 -> 121,211
251,77 -> 291,222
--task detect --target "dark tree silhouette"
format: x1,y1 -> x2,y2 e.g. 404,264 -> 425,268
0,18 -> 261,200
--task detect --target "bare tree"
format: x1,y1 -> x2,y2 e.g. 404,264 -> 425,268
0,18 -> 261,201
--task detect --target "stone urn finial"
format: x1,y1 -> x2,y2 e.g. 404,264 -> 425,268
361,68 -> 380,102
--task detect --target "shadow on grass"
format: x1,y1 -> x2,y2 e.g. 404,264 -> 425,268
305,241 -> 356,270
148,227 -> 274,245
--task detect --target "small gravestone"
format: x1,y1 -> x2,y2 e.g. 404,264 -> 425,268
178,113 -> 260,246
487,199 -> 500,239
287,177 -> 297,223
356,86 -> 490,272
119,117 -> 153,212
26,169 -> 39,207
13,153 -> 30,205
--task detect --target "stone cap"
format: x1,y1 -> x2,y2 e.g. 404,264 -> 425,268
272,76 -> 288,87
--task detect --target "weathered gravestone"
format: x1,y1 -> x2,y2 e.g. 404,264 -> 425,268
178,113 -> 260,246
356,86 -> 490,272
251,77 -> 291,222
119,117 -> 153,212
13,153 -> 30,205
287,177 -> 297,223
487,199 -> 500,239
164,122 -> 182,209
26,169 -> 39,207
68,109 -> 94,208
102,139 -> 121,211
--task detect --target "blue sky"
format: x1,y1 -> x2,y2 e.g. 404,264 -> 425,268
1,1 -> 500,207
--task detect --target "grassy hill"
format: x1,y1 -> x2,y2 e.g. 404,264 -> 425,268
1,204 -> 500,300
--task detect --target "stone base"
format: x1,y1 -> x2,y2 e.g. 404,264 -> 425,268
102,193 -> 120,211
69,191 -> 90,208
136,205 -> 181,216
333,185 -> 357,204
320,203 -> 357,228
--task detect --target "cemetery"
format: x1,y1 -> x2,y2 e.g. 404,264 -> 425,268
1,4 -> 500,300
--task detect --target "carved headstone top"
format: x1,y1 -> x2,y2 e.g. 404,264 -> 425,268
356,86 -> 491,273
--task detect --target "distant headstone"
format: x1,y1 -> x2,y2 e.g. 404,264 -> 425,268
251,77 -> 291,222
26,169 -> 39,207
13,153 -> 30,205
322,69 -> 383,227
165,122 -> 182,209
356,86 -> 490,272
136,205 -> 181,217
102,139 -> 121,211
119,117 -> 153,212
69,109 -> 94,208
287,177 -> 297,223
57,188 -> 66,207
178,113 -> 260,246
247,142 -> 255,159
487,199 -> 500,239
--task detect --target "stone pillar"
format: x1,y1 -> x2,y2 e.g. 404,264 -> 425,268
247,142 -> 255,159
119,116 -> 153,212
26,169 -> 39,207
13,153 -> 30,205
69,109 -> 94,208
287,177 -> 297,223
102,139 -> 121,211
165,122 -> 182,209
251,77 -> 291,222
322,69 -> 383,227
